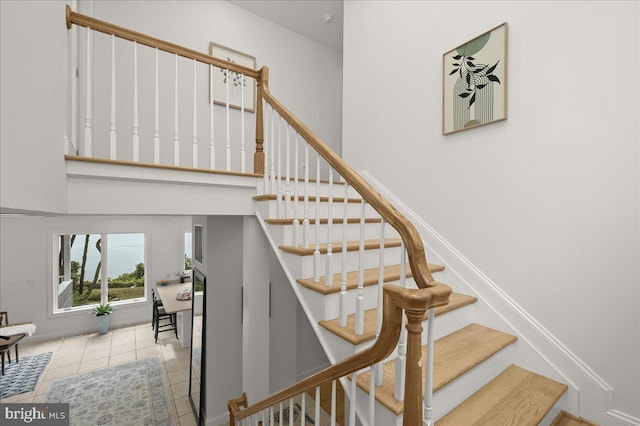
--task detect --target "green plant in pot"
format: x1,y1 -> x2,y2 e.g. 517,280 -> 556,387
90,303 -> 113,335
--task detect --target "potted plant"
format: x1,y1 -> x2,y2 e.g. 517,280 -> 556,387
90,303 -> 113,334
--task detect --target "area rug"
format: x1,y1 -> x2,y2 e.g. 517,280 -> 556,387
45,356 -> 176,426
0,351 -> 52,399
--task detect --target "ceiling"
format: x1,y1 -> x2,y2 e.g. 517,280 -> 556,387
229,0 -> 344,52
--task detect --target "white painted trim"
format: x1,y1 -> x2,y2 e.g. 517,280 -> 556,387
358,169 -> 616,418
602,410 -> 640,426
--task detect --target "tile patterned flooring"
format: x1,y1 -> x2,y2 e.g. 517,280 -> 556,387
0,323 -> 198,426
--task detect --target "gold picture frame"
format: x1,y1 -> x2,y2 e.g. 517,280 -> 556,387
209,42 -> 256,113
443,22 -> 508,135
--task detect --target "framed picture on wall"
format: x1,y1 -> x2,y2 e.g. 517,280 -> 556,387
443,22 -> 508,135
209,42 -> 256,112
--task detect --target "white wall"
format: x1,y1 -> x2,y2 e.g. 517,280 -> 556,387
342,0 -> 639,418
0,214 -> 190,339
0,0 -> 70,214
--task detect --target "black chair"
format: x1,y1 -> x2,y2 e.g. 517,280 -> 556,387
152,290 -> 177,343
0,312 -> 26,375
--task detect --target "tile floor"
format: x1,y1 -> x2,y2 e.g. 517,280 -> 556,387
0,322 -> 198,426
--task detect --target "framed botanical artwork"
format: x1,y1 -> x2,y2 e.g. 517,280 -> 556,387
209,42 -> 256,113
443,22 -> 508,135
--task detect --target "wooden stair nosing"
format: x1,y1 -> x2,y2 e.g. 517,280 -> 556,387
253,194 -> 362,203
318,292 -> 478,345
296,263 -> 445,295
280,238 -> 402,256
436,364 -> 568,426
265,217 -> 382,225
354,323 -> 518,415
550,410 -> 599,426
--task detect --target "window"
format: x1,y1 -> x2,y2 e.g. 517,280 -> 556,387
55,233 -> 146,313
184,231 -> 192,273
194,225 -> 203,264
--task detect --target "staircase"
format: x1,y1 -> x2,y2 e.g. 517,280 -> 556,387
252,184 -> 568,425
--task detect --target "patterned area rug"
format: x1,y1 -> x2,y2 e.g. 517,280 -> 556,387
45,356 -> 176,426
0,352 -> 52,399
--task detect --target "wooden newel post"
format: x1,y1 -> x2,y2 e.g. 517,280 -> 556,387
403,309 -> 426,426
254,66 -> 269,175
228,392 -> 248,426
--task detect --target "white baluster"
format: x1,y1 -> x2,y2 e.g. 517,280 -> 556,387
276,116 -> 283,218
262,100 -> 269,193
109,34 -> 116,159
269,406 -> 274,426
315,387 -> 320,426
339,182 -> 349,327
279,402 -> 283,426
132,41 -> 139,162
303,142 -> 310,247
209,64 -> 215,169
312,153 -> 321,283
301,393 -> 306,425
355,199 -> 366,335
285,125 -> 291,218
369,364 -> 376,425
349,373 -> 357,426
173,54 -> 180,166
153,48 -> 160,164
331,380 -> 337,426
240,73 -> 246,172
325,167 -> 334,287
424,306 -> 435,426
225,68 -> 231,171
375,218 -> 386,386
394,241 -> 407,401
289,398 -> 293,426
293,133 -> 300,246
192,59 -> 198,168
270,107 -> 276,195
84,27 -> 92,157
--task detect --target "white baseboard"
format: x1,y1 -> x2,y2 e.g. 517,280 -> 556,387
358,170 -> 620,420
601,410 -> 640,426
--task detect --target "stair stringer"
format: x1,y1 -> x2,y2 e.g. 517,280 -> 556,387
359,170 -> 616,422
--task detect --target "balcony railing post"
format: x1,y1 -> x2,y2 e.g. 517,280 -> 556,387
254,67 -> 268,176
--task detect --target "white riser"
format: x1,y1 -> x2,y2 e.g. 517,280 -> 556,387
265,181 -> 362,198
266,222 -> 398,247
286,247 -> 405,279
255,199 -> 377,221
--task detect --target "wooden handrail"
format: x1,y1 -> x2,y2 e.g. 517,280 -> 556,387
260,69 -> 440,293
65,6 -> 259,79
229,283 -> 451,422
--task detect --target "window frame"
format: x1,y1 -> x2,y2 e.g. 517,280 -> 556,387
51,231 -> 148,316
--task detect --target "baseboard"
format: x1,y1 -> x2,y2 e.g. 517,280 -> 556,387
358,169 -> 615,419
205,410 -> 229,426
599,410 -> 640,426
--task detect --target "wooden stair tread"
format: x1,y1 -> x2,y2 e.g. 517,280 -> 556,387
319,292 -> 477,344
280,238 -> 401,256
355,324 -> 517,415
550,411 -> 599,426
436,365 -> 568,425
297,263 -> 445,295
254,194 -> 362,203
265,217 -> 382,225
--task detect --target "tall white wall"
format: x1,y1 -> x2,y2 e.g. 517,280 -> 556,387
0,0 -> 70,214
342,0 -> 639,418
0,214 -> 190,339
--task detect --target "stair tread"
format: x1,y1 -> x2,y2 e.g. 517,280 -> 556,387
297,263 -> 445,295
436,365 -> 568,425
254,194 -> 362,203
265,217 -> 382,225
355,323 -> 518,415
319,292 -> 477,344
280,238 -> 402,256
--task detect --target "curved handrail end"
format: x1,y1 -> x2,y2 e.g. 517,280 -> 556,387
65,4 -> 72,30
